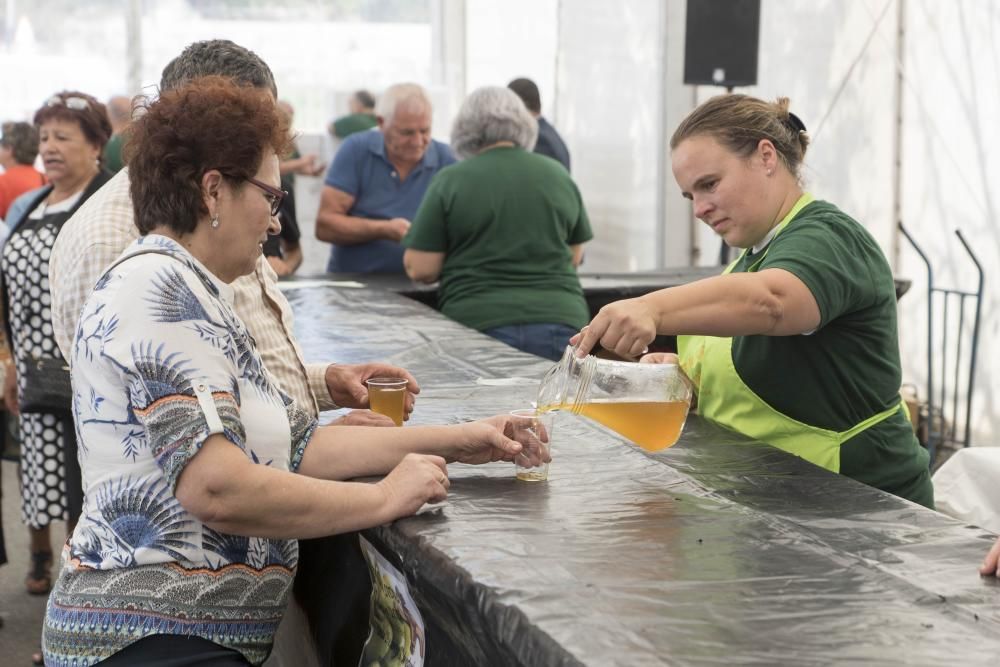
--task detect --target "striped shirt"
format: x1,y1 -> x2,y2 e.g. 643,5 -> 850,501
48,168 -> 335,416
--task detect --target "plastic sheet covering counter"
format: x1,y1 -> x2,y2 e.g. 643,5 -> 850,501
284,282 -> 1000,667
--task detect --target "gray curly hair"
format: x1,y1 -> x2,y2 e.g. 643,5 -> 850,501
450,86 -> 538,160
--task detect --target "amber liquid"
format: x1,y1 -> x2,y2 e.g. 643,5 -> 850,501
515,469 -> 549,482
369,387 -> 406,426
541,400 -> 688,451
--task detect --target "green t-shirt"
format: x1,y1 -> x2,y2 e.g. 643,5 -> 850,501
403,146 -> 593,331
332,112 -> 377,139
103,133 -> 125,174
731,200 -> 931,506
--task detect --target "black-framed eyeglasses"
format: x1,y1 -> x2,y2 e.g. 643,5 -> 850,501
244,176 -> 287,217
45,94 -> 92,111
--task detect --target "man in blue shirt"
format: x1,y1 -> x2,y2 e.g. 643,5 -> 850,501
317,83 -> 456,273
508,77 -> 571,173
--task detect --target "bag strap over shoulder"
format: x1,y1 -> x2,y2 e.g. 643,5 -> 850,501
99,247 -> 181,282
100,246 -> 225,302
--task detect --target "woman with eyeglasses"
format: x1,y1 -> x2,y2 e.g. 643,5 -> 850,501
1,91 -> 112,601
41,76 -> 535,666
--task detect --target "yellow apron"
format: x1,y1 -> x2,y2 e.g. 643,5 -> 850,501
678,194 -> 903,473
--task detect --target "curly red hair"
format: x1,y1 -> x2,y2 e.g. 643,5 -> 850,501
126,76 -> 292,235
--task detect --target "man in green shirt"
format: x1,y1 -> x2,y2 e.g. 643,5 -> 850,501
329,89 -> 377,140
102,95 -> 131,173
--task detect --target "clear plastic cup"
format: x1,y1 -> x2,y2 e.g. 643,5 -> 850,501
509,408 -> 554,482
366,377 -> 408,426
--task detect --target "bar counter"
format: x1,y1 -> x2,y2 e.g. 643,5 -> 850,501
281,280 -> 997,666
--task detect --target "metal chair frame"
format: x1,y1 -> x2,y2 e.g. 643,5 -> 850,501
899,223 -> 984,464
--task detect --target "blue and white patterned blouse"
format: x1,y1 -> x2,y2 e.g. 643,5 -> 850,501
43,235 -> 318,666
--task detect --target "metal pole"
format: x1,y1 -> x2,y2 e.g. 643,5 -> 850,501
4,0 -> 15,48
954,229 -> 984,447
889,0 -> 906,270
899,223 -> 935,461
126,0 -> 142,94
552,0 -> 563,127
430,0 -> 444,86
430,0 -> 466,118
938,290 -> 948,444
654,0 -> 668,270
952,296 -> 965,444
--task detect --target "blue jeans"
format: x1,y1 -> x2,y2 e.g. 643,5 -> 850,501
482,323 -> 577,361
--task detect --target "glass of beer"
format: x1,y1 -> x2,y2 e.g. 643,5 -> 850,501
509,408 -> 554,482
366,377 -> 408,426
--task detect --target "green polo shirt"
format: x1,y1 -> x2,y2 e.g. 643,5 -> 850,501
730,200 -> 931,507
403,146 -> 592,331
103,134 -> 126,173
332,112 -> 377,139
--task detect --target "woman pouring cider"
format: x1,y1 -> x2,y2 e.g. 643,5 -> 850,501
572,94 -> 932,508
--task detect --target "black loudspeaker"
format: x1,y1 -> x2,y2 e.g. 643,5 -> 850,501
684,0 -> 760,88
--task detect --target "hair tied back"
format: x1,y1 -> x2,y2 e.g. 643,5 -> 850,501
786,111 -> 807,134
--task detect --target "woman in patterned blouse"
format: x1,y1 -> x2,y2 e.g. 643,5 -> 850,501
42,77 -> 534,667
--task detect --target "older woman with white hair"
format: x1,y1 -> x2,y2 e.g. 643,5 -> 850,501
402,86 -> 592,361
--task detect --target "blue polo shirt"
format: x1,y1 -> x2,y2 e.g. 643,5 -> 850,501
324,130 -> 456,273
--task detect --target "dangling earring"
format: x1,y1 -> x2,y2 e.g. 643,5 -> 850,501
211,215 -> 219,229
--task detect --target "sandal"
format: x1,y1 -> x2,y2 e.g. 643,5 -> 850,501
25,550 -> 53,595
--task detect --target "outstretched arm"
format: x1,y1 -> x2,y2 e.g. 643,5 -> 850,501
296,415 -> 524,481
176,436 -> 451,540
572,268 -> 820,358
175,415 -> 527,539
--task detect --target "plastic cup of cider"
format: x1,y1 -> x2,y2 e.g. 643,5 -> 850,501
509,409 -> 554,481
536,346 -> 692,451
366,377 -> 408,426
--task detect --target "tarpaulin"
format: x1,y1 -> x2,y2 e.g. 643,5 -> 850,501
933,448 -> 1000,533
284,283 -> 1000,666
